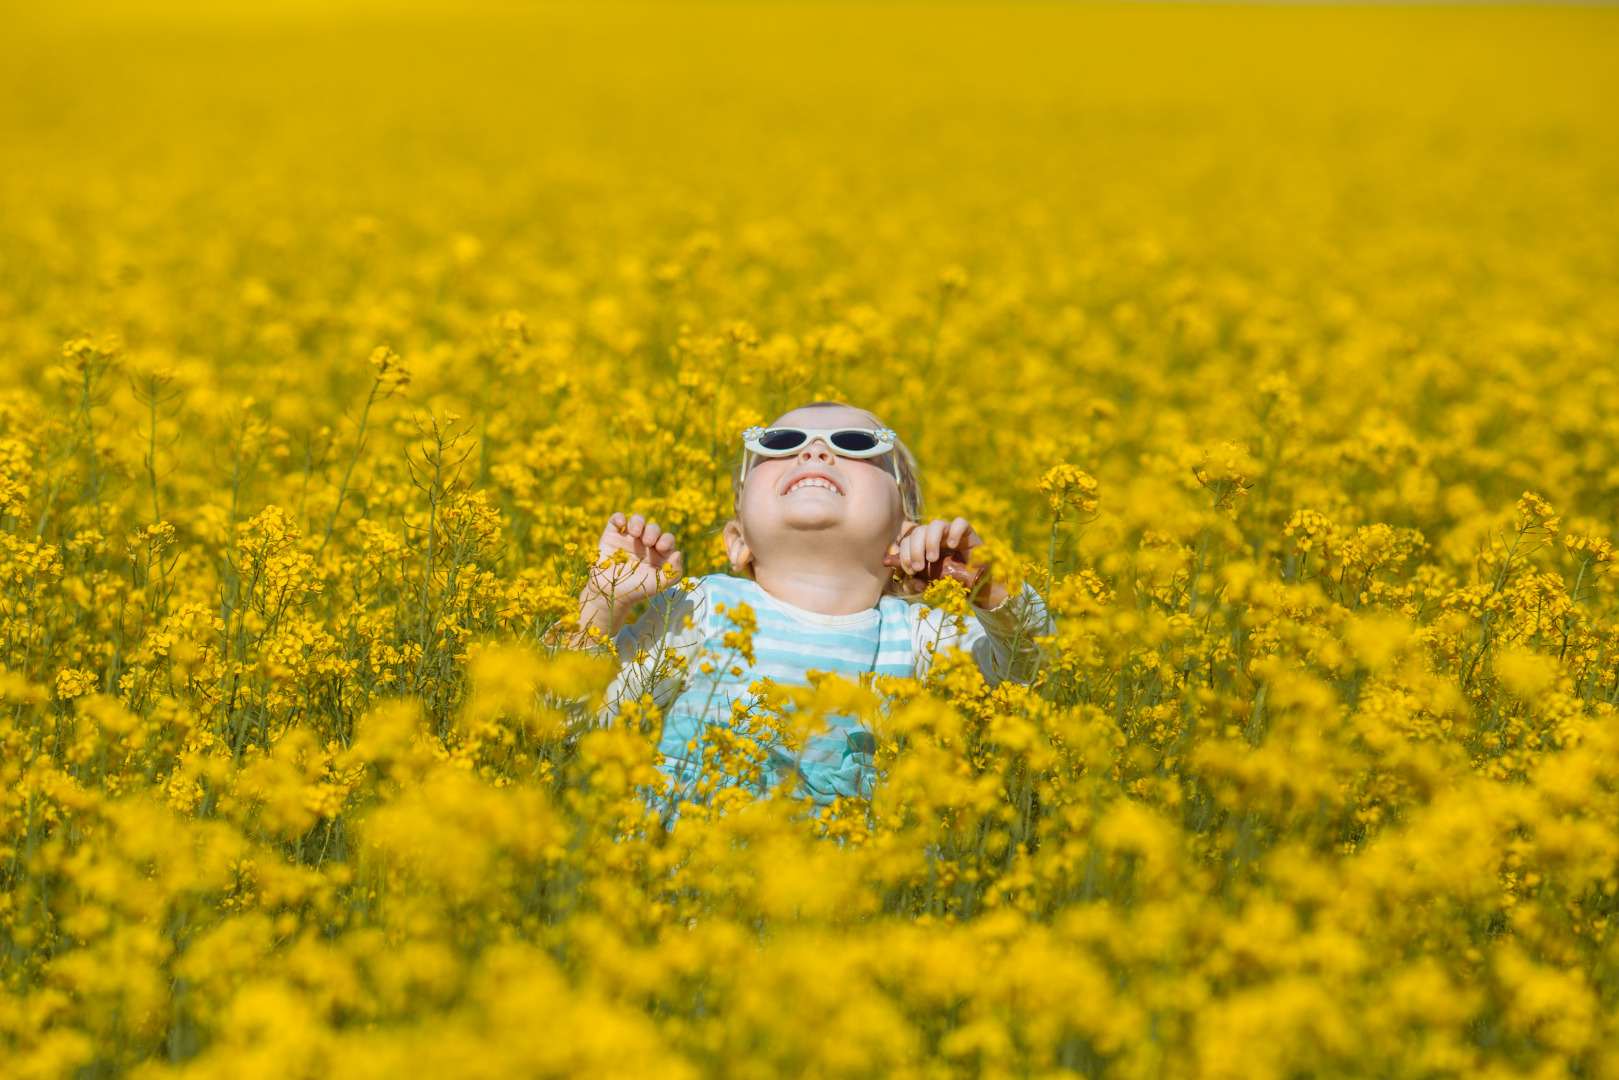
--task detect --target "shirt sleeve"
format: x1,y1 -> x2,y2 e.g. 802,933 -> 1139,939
910,582 -> 1053,686
593,579 -> 708,718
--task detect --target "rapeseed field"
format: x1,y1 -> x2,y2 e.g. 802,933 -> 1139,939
3,1 -> 1619,1076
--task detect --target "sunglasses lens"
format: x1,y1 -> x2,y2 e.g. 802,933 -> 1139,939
830,430 -> 880,453
758,429 -> 808,452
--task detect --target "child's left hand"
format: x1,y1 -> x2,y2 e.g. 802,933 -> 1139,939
888,517 -> 1009,609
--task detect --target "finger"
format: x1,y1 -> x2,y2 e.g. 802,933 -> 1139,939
946,517 -> 969,550
609,511 -> 627,533
901,532 -> 921,574
655,531 -> 676,553
888,525 -> 911,566
626,513 -> 647,537
669,550 -> 684,576
643,521 -> 663,547
914,531 -> 933,574
925,520 -> 946,563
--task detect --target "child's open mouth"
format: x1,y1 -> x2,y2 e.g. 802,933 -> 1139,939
784,474 -> 842,495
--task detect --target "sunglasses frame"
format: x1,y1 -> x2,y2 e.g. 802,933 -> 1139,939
739,425 -> 901,485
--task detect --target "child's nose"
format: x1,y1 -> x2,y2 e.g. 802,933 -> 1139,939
798,441 -> 836,462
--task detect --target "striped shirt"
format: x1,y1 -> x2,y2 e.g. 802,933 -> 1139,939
600,574 -> 1051,809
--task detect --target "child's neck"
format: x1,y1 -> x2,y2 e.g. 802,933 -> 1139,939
749,558 -> 890,616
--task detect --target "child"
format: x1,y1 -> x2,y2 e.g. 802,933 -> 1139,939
569,401 -> 1051,813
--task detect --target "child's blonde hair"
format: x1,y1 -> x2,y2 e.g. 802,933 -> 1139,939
726,401 -> 924,589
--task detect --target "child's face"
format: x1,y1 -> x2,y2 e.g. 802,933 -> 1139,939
733,404 -> 906,571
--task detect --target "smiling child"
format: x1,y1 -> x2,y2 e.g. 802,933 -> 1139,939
568,401 -> 1051,813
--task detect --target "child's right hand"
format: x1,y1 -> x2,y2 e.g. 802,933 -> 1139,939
585,512 -> 684,610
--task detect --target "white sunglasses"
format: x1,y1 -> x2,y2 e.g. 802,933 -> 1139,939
739,425 -> 901,485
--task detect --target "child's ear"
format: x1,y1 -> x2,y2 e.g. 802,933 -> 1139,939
722,518 -> 752,575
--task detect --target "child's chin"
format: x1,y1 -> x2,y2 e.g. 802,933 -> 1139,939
779,505 -> 846,529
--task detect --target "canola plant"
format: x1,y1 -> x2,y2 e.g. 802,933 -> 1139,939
2,2 -> 1619,1077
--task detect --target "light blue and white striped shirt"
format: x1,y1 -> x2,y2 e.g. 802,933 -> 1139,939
600,574 -> 1051,808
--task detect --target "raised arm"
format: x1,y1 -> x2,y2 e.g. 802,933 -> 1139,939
962,584 -> 1052,685
894,516 -> 1053,686
561,512 -> 684,651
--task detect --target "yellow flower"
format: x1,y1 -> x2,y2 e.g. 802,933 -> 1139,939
1038,464 -> 1099,518
54,666 -> 99,700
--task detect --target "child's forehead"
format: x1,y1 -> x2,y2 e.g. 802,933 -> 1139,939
770,405 -> 876,430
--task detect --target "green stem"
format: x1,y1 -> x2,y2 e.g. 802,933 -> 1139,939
317,381 -> 381,563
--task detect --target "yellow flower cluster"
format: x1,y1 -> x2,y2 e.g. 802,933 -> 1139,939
2,2 -> 1618,1077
